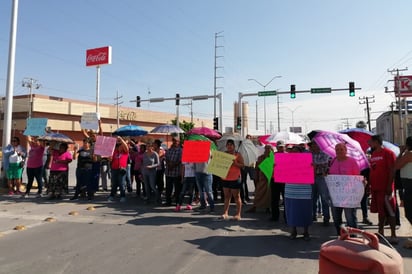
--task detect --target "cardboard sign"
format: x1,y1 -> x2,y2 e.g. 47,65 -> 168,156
81,112 -> 100,131
182,140 -> 211,163
24,118 -> 48,136
274,153 -> 314,184
94,136 -> 116,157
325,175 -> 365,208
206,150 -> 235,178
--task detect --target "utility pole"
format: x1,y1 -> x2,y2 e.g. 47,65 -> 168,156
214,31 -> 224,131
359,95 -> 375,131
22,77 -> 41,118
114,90 -> 123,129
388,67 -> 408,144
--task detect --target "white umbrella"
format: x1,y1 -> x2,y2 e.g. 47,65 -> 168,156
150,124 -> 184,134
265,131 -> 305,145
217,134 -> 259,166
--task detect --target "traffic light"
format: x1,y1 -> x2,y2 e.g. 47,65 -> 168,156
236,116 -> 241,130
136,96 -> 141,107
349,82 -> 355,97
176,93 -> 180,105
290,84 -> 296,99
213,117 -> 219,130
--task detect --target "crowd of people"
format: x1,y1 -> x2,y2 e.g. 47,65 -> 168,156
2,127 -> 412,246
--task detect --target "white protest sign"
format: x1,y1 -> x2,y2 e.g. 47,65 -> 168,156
81,112 -> 99,131
325,175 -> 364,208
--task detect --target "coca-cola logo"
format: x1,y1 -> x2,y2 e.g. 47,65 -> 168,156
87,52 -> 108,63
86,46 -> 112,66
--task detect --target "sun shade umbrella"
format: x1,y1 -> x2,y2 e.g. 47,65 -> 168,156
186,134 -> 217,150
312,130 -> 369,170
38,132 -> 74,144
264,131 -> 305,145
217,134 -> 259,166
340,128 -> 400,156
150,124 -> 185,134
186,127 -> 222,139
112,124 -> 148,137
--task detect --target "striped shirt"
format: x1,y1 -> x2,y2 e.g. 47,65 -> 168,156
284,184 -> 312,200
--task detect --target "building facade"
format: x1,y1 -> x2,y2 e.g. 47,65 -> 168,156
0,94 -> 212,146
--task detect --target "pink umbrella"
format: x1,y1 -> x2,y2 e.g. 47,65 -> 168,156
312,130 -> 369,170
187,127 -> 222,139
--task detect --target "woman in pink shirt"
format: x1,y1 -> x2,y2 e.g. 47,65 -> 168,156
23,136 -> 46,198
328,143 -> 360,235
47,143 -> 73,199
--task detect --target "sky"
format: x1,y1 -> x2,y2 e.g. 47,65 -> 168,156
1,0 -> 411,136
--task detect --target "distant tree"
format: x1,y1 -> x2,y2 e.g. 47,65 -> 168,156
356,121 -> 367,129
171,118 -> 194,133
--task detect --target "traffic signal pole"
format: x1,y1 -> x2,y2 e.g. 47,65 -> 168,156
238,85 -> 361,137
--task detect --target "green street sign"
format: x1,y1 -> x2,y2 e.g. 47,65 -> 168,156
311,88 -> 332,94
258,90 -> 277,96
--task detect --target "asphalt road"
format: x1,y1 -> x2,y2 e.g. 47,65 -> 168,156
0,163 -> 411,273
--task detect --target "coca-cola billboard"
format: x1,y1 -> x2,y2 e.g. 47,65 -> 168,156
86,46 -> 112,67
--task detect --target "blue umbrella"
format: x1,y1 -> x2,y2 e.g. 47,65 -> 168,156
113,124 -> 148,137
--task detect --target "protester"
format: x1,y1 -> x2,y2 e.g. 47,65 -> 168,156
195,159 -> 215,213
132,143 -> 146,198
165,136 -> 182,206
175,162 -> 196,211
220,139 -> 244,220
3,137 -> 26,195
240,134 -> 255,203
107,136 -> 129,202
284,145 -> 312,241
368,134 -> 398,244
71,138 -> 96,200
246,144 -> 272,213
310,141 -> 331,226
270,140 -> 286,222
23,135 -> 45,198
48,143 -> 72,199
328,143 -> 361,235
142,142 -> 161,204
395,136 -> 412,247
153,139 -> 166,198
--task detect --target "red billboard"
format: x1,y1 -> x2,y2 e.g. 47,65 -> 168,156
86,46 -> 112,67
394,75 -> 412,97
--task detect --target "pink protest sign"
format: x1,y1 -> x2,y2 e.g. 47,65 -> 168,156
94,136 -> 117,157
182,140 -> 211,163
274,153 -> 314,184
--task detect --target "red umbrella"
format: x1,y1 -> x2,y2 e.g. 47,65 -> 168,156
187,127 -> 222,139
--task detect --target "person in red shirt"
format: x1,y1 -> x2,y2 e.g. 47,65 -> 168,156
368,135 -> 398,244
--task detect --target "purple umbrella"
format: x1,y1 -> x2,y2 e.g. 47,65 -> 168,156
312,130 -> 369,170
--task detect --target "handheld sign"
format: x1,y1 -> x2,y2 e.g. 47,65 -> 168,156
274,153 -> 314,184
182,140 -> 211,163
81,112 -> 100,131
206,150 -> 235,178
325,175 -> 365,208
94,136 -> 116,157
24,118 -> 48,136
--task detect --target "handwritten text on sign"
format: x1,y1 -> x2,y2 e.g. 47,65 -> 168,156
24,118 -> 48,136
274,153 -> 314,184
94,136 -> 116,157
182,140 -> 211,163
206,150 -> 235,178
325,175 -> 364,208
81,112 -> 100,131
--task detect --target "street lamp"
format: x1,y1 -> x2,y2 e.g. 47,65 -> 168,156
248,75 -> 281,134
286,105 -> 302,132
